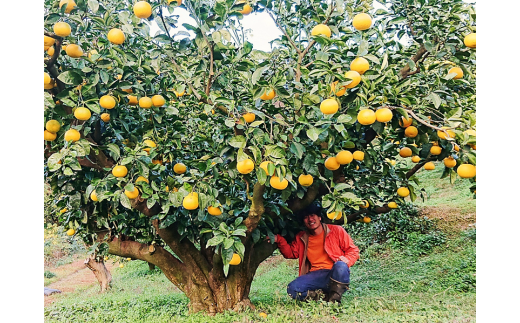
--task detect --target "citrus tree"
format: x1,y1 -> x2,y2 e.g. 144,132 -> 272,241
44,0 -> 476,314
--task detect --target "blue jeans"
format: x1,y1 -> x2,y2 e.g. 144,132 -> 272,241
287,261 -> 350,300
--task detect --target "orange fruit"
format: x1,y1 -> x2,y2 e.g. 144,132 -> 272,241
229,253 -> 242,265
411,155 -> 421,163
344,70 -> 361,88
448,67 -> 463,79
336,150 -> 353,164
357,109 -> 376,125
174,163 -> 187,174
353,151 -> 364,161
239,4 -> 253,15
74,107 -> 91,120
375,108 -> 393,123
399,116 -> 413,128
125,187 -> 140,199
457,164 -> 476,178
44,35 -> 55,47
59,0 -> 76,13
424,162 -> 435,170
331,81 -> 347,97
174,89 -> 185,97
311,24 -> 331,38
112,165 -> 128,177
360,200 -> 369,208
183,192 -> 199,210
362,216 -> 371,223
100,95 -> 116,109
320,99 -> 339,115
260,161 -> 273,175
208,206 -> 222,216
388,202 -> 398,209
44,72 -> 51,85
127,95 -> 138,105
259,312 -> 268,318
44,130 -> 57,141
270,176 -> 288,190
298,174 -> 313,187
437,127 -> 455,139
135,176 -> 149,184
46,120 -> 61,133
352,13 -> 372,31
101,113 -> 110,122
397,187 -> 410,197
350,57 -> 370,75
152,95 -> 166,107
108,28 -> 125,45
47,46 -> 55,56
324,157 -> 340,170
66,228 -> 76,236
464,33 -> 476,48
399,147 -> 412,158
443,157 -> 457,168
65,44 -> 83,58
237,158 -> 255,174
133,1 -> 152,19
139,97 -> 153,109
327,211 -> 343,220
243,113 -> 256,123
260,88 -> 276,100
143,139 -> 156,153
53,22 -> 71,37
430,146 -> 442,155
404,126 -> 418,138
64,129 -> 81,142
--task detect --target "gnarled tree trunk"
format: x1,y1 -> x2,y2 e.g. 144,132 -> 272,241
84,256 -> 112,292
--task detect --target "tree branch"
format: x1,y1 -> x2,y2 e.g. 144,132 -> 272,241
400,44 -> 428,79
266,9 -> 301,55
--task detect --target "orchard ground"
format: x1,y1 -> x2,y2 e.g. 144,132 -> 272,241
44,165 -> 476,322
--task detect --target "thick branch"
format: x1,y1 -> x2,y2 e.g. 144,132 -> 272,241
400,44 -> 428,79
243,183 -> 265,234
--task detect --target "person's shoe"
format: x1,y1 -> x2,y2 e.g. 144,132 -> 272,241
324,278 -> 349,303
304,289 -> 325,302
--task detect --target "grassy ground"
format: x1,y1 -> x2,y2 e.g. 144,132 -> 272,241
44,166 -> 476,322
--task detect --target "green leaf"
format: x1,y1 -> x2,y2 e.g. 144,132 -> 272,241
223,237 -> 234,249
106,144 -> 120,160
47,152 -> 63,172
252,65 -> 269,85
57,71 -> 83,85
429,93 -> 442,108
207,235 -> 225,247
87,0 -> 99,13
229,135 -> 247,148
306,127 -> 322,141
256,168 -> 267,185
337,114 -> 353,123
289,142 -> 305,159
388,16 -> 407,25
120,192 -> 132,209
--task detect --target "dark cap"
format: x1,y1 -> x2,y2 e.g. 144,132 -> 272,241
296,202 -> 324,223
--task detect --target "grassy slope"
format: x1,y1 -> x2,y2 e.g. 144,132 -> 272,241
44,166 -> 476,323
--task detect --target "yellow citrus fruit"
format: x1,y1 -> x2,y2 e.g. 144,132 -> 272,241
411,155 -> 421,163
388,202 -> 398,209
239,4 -> 253,15
174,90 -> 185,97
229,253 -> 242,265
360,200 -> 369,208
151,159 -> 163,165
404,126 -> 418,138
60,208 -> 68,214
397,187 -> 410,197
344,70 -> 361,88
59,0 -> 76,13
298,174 -> 313,187
108,28 -> 125,45
152,95 -> 166,107
336,150 -> 353,164
174,163 -> 187,174
74,107 -> 91,121
87,49 -> 98,59
143,139 -> 156,153
44,35 -> 55,47
430,146 -> 442,155
399,147 -> 412,158
353,151 -> 364,161
260,88 -> 276,100
46,120 -> 61,133
66,228 -> 75,236
101,113 -> 110,122
324,157 -> 340,170
375,108 -> 393,123
444,157 -> 457,168
327,211 -> 342,220
135,176 -> 149,184
270,176 -> 289,190
124,187 -> 139,199
243,113 -> 256,123
311,24 -> 331,38
457,164 -> 476,178
47,46 -> 55,56
139,97 -> 153,109
44,72 -> 51,85
66,44 -> 83,58
352,13 -> 372,31
259,312 -> 267,318
464,129 -> 476,137
399,116 -> 413,128
119,264 -> 124,268
424,162 -> 435,170
362,216 -> 371,223
357,109 -> 376,125
438,127 -> 455,139
44,79 -> 55,89
53,22 -> 71,37
448,67 -> 463,79
64,129 -> 81,142
133,1 -> 152,19
320,98 -> 339,115
116,74 -> 123,80
44,130 -> 57,141
183,192 -> 199,210
464,33 -> 476,48
237,158 -> 255,174
350,57 -> 370,75
112,165 -> 128,177
90,191 -> 98,201
127,95 -> 138,105
260,161 -> 273,175
100,95 -> 116,109
208,206 -> 222,216
331,81 -> 347,97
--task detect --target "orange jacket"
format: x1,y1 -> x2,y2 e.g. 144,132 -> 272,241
275,224 -> 360,276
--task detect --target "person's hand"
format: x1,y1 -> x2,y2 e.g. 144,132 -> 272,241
337,256 -> 349,266
265,235 -> 278,243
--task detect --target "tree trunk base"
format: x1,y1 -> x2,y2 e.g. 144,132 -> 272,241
232,299 -> 255,312
84,257 -> 112,292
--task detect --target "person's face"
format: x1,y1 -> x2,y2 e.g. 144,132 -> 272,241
303,213 -> 321,231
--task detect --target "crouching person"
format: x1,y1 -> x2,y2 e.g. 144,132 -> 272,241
269,203 -> 359,303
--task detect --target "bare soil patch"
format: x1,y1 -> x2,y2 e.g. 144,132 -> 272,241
419,205 -> 476,236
